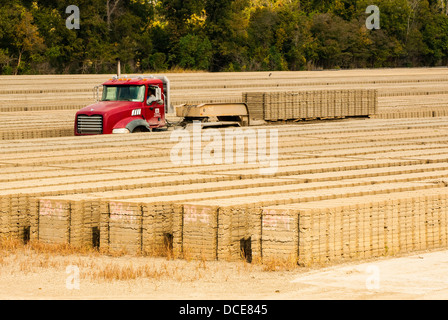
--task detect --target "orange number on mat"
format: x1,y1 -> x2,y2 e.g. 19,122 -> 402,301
263,209 -> 291,230
184,206 -> 210,224
109,202 -> 137,221
39,200 -> 64,217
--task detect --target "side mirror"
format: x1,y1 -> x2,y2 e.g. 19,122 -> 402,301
94,85 -> 101,102
155,87 -> 162,100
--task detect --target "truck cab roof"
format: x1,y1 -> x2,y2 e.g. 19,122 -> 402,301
102,77 -> 163,86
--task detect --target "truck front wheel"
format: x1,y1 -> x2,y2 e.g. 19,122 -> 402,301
132,126 -> 151,133
125,119 -> 151,133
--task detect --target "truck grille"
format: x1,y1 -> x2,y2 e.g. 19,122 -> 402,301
77,115 -> 103,134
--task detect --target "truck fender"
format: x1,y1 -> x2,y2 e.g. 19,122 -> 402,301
125,119 -> 151,133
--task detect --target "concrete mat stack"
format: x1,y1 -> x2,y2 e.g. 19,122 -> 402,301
261,188 -> 448,267
102,201 -> 143,254
98,199 -> 185,256
242,92 -> 265,121
216,205 -> 257,262
182,204 -> 219,260
2,193 -> 36,242
0,195 -> 17,240
243,89 -> 378,121
142,202 -> 180,256
178,181 -> 440,262
261,207 -> 299,262
37,199 -> 71,244
36,196 -> 99,247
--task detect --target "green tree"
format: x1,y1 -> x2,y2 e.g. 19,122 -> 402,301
205,0 -> 250,71
275,6 -> 314,70
421,12 -> 448,65
0,4 -> 45,74
1,0 -> 447,74
159,0 -> 206,39
246,6 -> 279,70
177,33 -> 212,70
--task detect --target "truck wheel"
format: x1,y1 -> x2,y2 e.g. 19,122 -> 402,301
132,126 -> 151,133
126,119 -> 151,133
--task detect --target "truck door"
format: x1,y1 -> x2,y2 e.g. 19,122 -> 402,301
153,86 -> 163,121
143,86 -> 161,127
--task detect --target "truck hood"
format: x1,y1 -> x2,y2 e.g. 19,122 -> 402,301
77,101 -> 142,115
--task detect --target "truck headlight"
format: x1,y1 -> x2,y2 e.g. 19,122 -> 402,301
112,128 -> 130,134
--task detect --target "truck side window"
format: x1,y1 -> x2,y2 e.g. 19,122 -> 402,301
147,88 -> 157,105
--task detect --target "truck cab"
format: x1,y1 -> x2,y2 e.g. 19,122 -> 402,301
75,76 -> 170,135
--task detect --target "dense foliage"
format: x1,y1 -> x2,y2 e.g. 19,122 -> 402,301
1,0 -> 448,74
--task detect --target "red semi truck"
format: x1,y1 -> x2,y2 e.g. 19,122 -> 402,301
75,75 -> 250,136
75,75 -> 171,135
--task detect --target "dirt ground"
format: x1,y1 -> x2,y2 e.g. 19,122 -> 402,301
1,247 -> 448,300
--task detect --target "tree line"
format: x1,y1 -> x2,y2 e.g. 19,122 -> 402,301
1,0 -> 448,75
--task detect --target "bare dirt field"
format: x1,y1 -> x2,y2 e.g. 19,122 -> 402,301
3,68 -> 448,301
1,241 -> 448,300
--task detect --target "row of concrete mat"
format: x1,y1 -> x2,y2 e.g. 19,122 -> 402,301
12,180 -> 448,266
4,118 -> 448,267
0,111 -> 76,140
243,89 -> 378,122
0,128 -> 73,141
372,108 -> 448,119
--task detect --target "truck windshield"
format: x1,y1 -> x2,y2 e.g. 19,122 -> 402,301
102,85 -> 146,102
